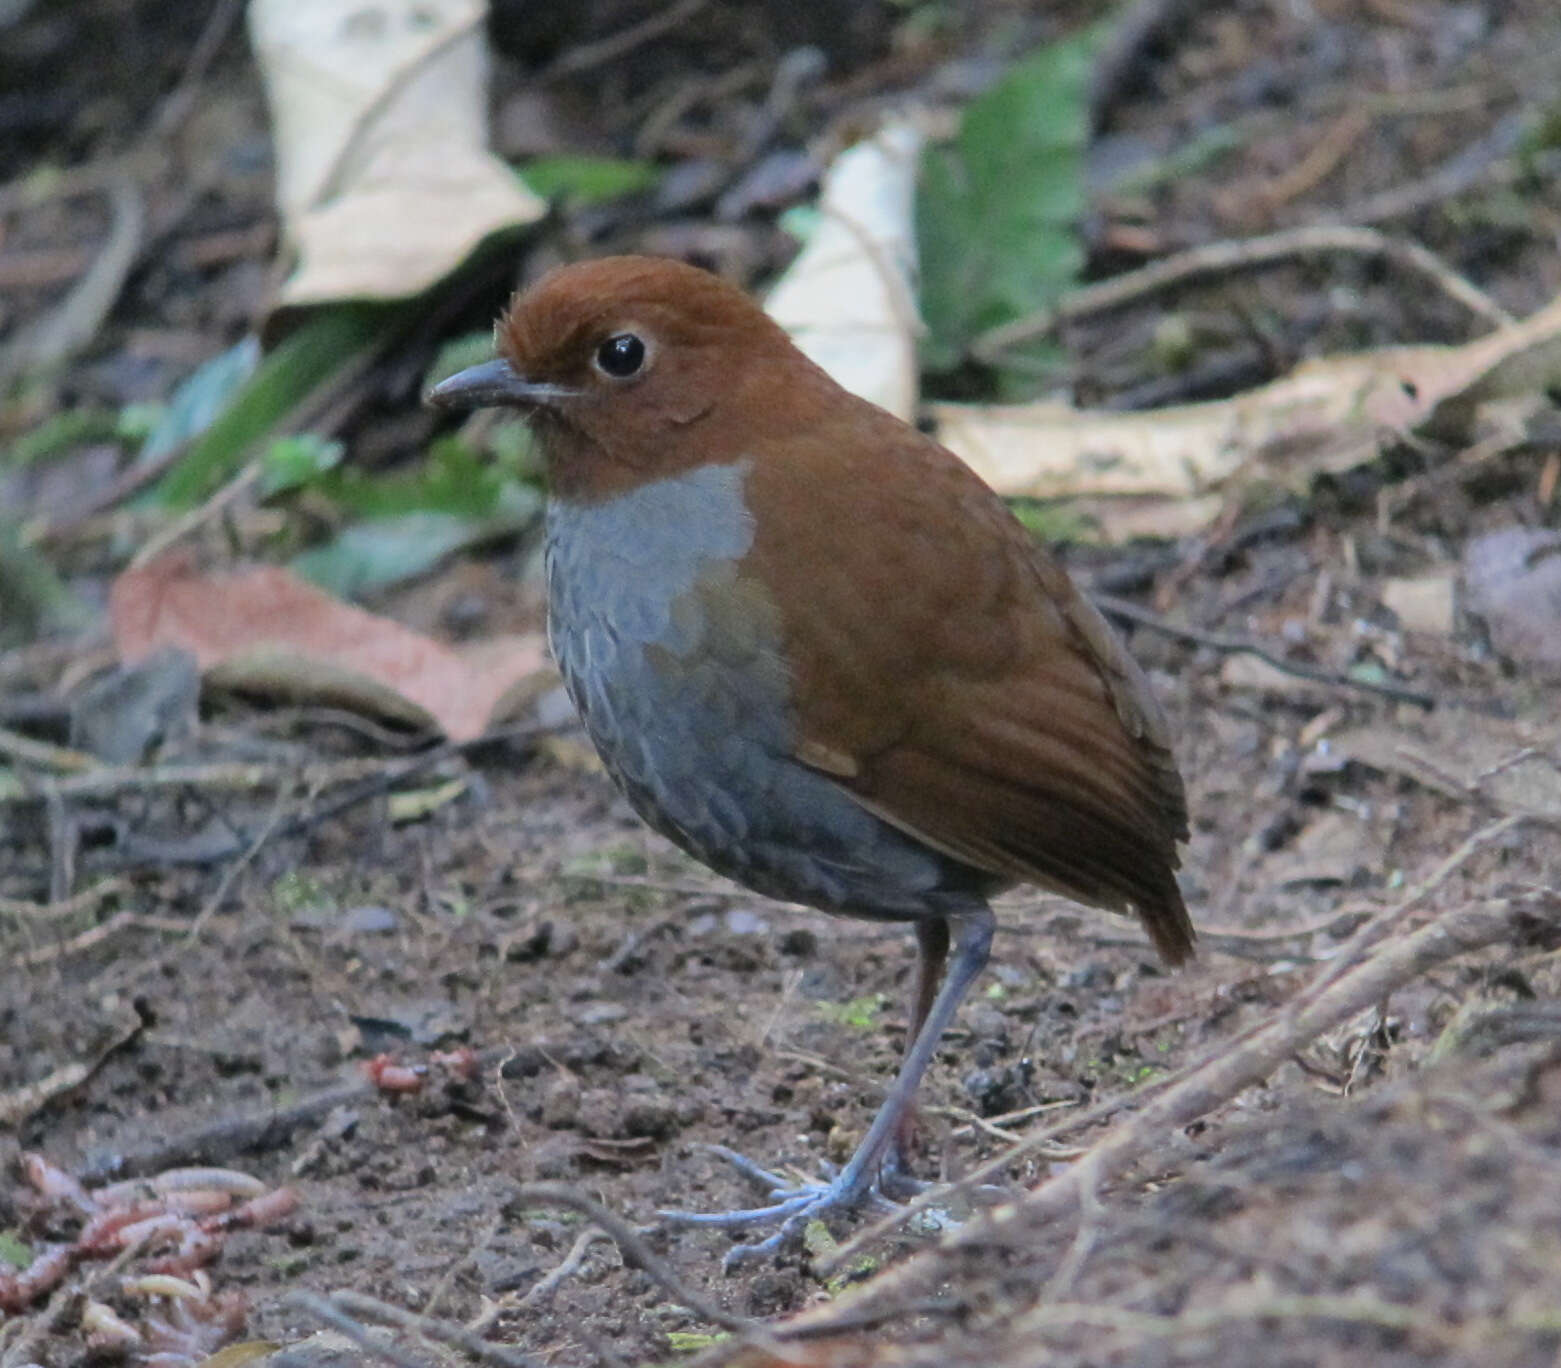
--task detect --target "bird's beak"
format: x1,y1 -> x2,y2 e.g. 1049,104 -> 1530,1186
425,358 -> 576,411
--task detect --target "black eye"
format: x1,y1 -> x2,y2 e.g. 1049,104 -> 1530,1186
595,333 -> 646,378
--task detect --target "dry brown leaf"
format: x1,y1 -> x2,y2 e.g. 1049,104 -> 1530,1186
111,557 -> 553,742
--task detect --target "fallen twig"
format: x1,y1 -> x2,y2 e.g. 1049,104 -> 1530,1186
0,1005 -> 143,1127
10,911 -> 186,968
0,724 -> 96,773
798,886 -> 1560,1327
0,877 -> 128,924
973,223 -> 1513,361
284,1292 -> 435,1368
326,1289 -> 540,1368
80,1080 -> 372,1184
513,1228 -> 609,1312
511,1184 -> 764,1341
127,459 -> 263,570
0,755 -> 392,804
542,0 -> 712,81
0,170 -> 145,384
1338,109 -> 1532,226
185,791 -> 288,941
823,814 -> 1544,1271
1246,109 -> 1370,213
1091,591 -> 1437,709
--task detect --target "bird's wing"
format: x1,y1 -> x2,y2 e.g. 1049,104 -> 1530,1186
744,402 -> 1194,962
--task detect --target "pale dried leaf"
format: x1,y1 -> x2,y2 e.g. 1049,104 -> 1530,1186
765,118 -> 924,421
1380,571 -> 1456,635
1219,653 -> 1333,704
1309,712 -> 1561,820
934,292 -> 1561,525
248,0 -> 544,310
110,557 -> 553,742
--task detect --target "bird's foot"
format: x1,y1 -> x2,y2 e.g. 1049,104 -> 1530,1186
877,1147 -> 932,1201
658,1144 -> 900,1270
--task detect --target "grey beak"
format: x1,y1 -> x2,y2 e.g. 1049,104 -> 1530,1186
425,358 -> 575,411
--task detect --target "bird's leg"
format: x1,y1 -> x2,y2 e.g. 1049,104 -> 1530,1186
880,917 -> 949,1195
660,905 -> 994,1267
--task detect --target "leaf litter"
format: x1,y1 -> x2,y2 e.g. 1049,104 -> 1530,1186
110,555 -> 553,741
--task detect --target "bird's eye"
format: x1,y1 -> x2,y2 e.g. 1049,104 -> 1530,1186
594,333 -> 646,379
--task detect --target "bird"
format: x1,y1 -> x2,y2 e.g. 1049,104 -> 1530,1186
428,255 -> 1193,1263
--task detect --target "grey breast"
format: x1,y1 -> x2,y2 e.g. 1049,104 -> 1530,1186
543,460 -> 979,920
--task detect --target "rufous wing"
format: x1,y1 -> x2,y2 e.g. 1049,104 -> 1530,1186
746,399 -> 1194,963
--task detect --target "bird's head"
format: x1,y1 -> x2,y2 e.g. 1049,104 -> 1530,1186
428,256 -> 824,501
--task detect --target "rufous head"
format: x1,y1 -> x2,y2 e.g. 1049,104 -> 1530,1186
428,256 -> 835,501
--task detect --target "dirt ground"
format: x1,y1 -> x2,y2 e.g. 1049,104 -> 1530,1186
4,3 -> 1561,1367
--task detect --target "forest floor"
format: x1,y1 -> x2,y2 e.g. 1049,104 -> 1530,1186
3,3 -> 1561,1366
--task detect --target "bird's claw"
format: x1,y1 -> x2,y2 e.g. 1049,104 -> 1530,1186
689,1143 -> 794,1193
659,1144 -> 904,1269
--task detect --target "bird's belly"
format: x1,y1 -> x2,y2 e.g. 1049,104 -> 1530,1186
544,464 -> 982,919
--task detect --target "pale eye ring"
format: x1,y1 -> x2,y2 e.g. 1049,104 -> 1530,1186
594,333 -> 646,379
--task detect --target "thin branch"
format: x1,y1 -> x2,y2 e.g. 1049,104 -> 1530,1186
327,1290 -> 541,1368
11,911 -> 186,969
795,884 -> 1560,1331
974,223 -> 1513,362
0,755 -> 393,805
285,1292 -> 435,1368
0,878 -> 128,924
1338,109 -> 1532,226
0,724 -> 96,772
510,1184 -> 765,1342
185,791 -> 289,940
0,171 -> 145,383
542,0 -> 712,81
512,1229 -> 608,1311
1091,591 -> 1437,709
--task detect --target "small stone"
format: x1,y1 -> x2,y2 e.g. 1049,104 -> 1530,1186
1463,527 -> 1561,671
540,1074 -> 580,1129
723,907 -> 770,936
622,1095 -> 679,1140
1380,572 -> 1456,635
576,1087 -> 621,1138
339,904 -> 399,934
779,927 -> 818,957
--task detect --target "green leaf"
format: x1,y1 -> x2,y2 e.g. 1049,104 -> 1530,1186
917,28 -> 1100,375
5,407 -> 125,467
316,437 -> 536,520
665,1332 -> 728,1353
153,306 -> 391,507
816,992 -> 888,1031
259,433 -> 344,497
0,517 -> 90,642
137,338 -> 260,469
516,156 -> 660,206
1008,498 -> 1098,544
290,496 -> 538,601
486,419 -> 542,482
0,1229 -> 31,1269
